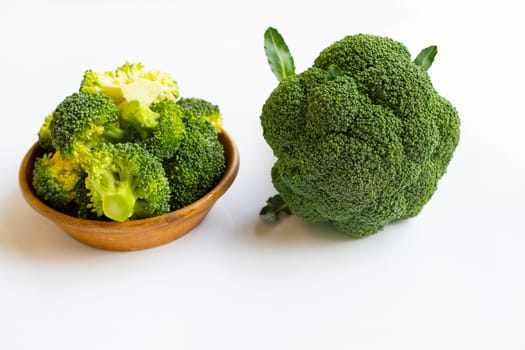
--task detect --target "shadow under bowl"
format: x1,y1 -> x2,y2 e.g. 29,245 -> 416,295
19,130 -> 240,251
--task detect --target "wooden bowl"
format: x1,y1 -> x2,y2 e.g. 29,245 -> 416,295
19,130 -> 240,251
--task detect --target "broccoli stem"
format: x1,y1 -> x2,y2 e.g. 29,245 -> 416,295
99,167 -> 139,222
105,124 -> 126,142
102,190 -> 136,222
120,100 -> 160,138
260,193 -> 291,223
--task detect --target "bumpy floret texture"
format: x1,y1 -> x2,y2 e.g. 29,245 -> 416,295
49,92 -> 123,157
84,142 -> 171,222
122,99 -> 186,160
261,34 -> 460,237
32,150 -> 83,210
32,63 -> 226,222
176,97 -> 223,132
38,113 -> 54,151
164,114 -> 225,210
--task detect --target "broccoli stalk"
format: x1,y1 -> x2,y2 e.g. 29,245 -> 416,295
94,165 -> 138,222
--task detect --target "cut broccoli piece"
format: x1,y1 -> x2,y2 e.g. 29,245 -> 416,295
164,116 -> 225,210
37,113 -> 55,151
176,97 -> 223,132
49,92 -> 124,158
80,62 -> 179,107
32,150 -> 84,211
84,142 -> 171,222
122,99 -> 186,160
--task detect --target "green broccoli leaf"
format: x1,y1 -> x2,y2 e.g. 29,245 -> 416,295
260,194 -> 291,223
414,45 -> 438,70
264,27 -> 296,81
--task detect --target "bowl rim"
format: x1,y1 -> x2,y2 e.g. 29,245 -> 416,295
19,129 -> 240,230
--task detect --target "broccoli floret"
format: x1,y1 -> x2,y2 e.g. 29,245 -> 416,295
84,142 -> 171,222
260,31 -> 460,238
32,150 -> 84,211
164,116 -> 225,210
38,113 -> 55,151
80,62 -> 179,107
49,92 -> 124,158
176,97 -> 223,132
71,174 -> 102,220
122,99 -> 186,160
120,99 -> 160,134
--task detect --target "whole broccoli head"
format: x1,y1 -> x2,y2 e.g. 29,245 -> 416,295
260,29 -> 460,237
84,142 -> 171,222
49,92 -> 124,158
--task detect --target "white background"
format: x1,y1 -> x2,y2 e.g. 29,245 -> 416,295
1,0 -> 524,349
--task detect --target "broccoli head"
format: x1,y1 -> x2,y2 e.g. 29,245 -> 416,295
49,92 -> 124,158
84,142 -> 171,222
260,30 -> 460,237
32,150 -> 84,211
164,114 -> 225,210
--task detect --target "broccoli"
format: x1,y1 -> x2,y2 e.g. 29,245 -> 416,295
164,112 -> 225,210
72,174 -> 102,220
80,62 -> 179,108
122,99 -> 186,160
49,92 -> 124,158
32,150 -> 84,211
84,142 -> 171,222
260,28 -> 460,237
38,113 -> 54,151
31,62 -> 226,222
176,97 -> 223,132
80,62 -> 185,160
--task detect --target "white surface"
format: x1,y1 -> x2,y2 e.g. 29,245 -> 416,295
1,0 -> 524,349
